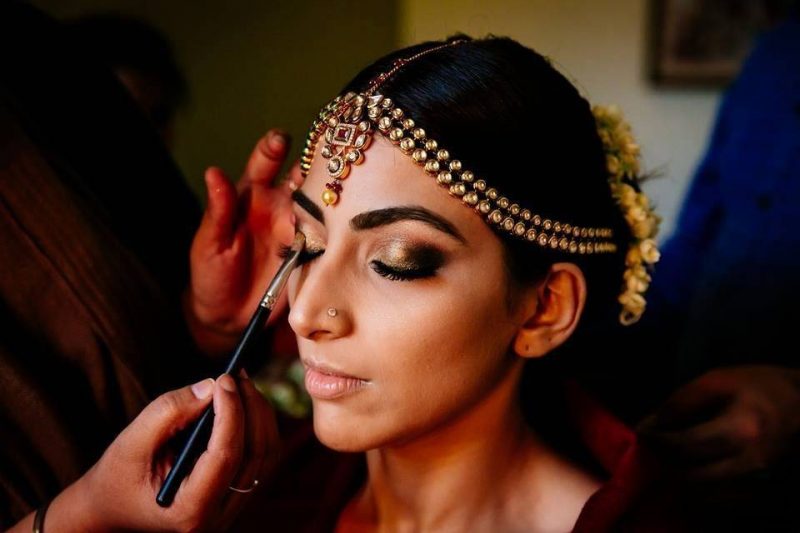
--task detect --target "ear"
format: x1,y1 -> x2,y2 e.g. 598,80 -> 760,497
513,263 -> 587,358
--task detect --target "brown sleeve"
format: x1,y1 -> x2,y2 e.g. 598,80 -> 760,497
0,108 -> 196,527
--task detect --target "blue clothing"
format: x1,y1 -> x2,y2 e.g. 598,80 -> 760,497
649,16 -> 800,378
596,21 -> 800,531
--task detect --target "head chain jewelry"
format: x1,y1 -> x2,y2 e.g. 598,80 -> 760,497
300,41 -> 659,325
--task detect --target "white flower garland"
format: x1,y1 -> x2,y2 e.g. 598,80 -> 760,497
593,105 -> 661,325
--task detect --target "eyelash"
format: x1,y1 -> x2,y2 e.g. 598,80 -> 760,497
370,260 -> 438,281
277,244 -> 323,266
278,245 -> 439,282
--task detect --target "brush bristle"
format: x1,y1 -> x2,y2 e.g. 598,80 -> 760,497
290,231 -> 306,252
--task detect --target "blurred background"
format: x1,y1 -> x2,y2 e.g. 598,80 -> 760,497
30,0 -> 780,239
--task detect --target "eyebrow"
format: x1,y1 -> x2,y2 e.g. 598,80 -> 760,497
350,206 -> 466,243
292,190 -> 324,224
291,189 -> 465,243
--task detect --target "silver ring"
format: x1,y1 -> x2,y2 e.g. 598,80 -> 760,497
228,479 -> 259,493
327,307 -> 338,317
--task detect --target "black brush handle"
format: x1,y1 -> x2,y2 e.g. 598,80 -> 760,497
156,304 -> 269,507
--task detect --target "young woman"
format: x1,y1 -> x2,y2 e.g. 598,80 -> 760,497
280,36 -> 662,532
11,36 -> 666,532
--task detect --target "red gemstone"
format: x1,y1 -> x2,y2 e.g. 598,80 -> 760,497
335,126 -> 351,143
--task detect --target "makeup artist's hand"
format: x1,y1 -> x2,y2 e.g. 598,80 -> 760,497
638,365 -> 800,481
186,129 -> 304,355
38,374 -> 277,532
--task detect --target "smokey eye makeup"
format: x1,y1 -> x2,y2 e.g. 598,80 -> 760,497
284,193 -> 453,282
278,237 -> 446,281
370,241 -> 446,281
278,235 -> 324,266
278,222 -> 325,266
278,245 -> 323,266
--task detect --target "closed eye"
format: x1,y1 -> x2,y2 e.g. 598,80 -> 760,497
278,244 -> 323,266
370,260 -> 439,281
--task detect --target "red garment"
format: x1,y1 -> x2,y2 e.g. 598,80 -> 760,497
0,4 -> 201,524
567,381 -> 682,532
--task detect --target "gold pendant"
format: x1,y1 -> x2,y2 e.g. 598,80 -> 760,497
320,94 -> 373,205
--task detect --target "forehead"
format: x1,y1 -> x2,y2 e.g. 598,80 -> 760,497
301,136 -> 489,238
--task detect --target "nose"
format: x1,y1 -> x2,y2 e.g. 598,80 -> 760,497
288,255 -> 353,342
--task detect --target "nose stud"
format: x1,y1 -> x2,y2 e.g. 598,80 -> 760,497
327,307 -> 338,318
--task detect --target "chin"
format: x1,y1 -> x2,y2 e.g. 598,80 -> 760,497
311,402 -> 398,452
313,415 -> 374,452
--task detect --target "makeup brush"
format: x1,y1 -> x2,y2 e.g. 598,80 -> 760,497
156,231 -> 306,507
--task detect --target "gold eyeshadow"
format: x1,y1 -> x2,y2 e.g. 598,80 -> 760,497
375,240 -> 445,272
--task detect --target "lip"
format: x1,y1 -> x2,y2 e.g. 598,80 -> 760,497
302,359 -> 369,400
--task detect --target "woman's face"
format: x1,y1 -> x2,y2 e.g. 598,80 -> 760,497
287,136 -> 527,451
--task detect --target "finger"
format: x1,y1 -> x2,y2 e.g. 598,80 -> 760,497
684,454 -> 756,481
220,373 -> 278,520
181,374 -> 245,508
116,379 -> 216,456
238,372 -> 279,479
647,376 -> 735,431
240,130 -> 291,190
199,167 -> 238,249
641,414 -> 744,464
281,160 -> 305,192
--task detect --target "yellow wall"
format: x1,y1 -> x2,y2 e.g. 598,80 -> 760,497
32,0 -> 724,237
399,0 -> 723,238
32,0 -> 398,198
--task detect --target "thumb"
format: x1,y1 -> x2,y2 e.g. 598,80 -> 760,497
199,167 -> 238,250
119,379 -> 216,454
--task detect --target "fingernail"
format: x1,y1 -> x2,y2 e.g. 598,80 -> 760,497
204,168 -> 223,196
269,130 -> 288,149
218,373 -> 237,392
239,368 -> 249,379
203,169 -> 214,193
192,378 -> 215,399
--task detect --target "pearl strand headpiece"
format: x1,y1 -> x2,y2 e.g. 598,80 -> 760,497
299,40 -> 660,324
300,41 -> 617,256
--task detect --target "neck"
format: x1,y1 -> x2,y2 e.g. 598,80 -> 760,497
355,363 -> 540,531
342,363 -> 602,532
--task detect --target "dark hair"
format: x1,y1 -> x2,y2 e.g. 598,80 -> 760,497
66,15 -> 188,131
342,36 -> 635,465
344,36 -> 631,338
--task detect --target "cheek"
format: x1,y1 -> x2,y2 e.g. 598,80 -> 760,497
378,283 -> 509,370
357,260 -> 517,429
311,272 -> 517,451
